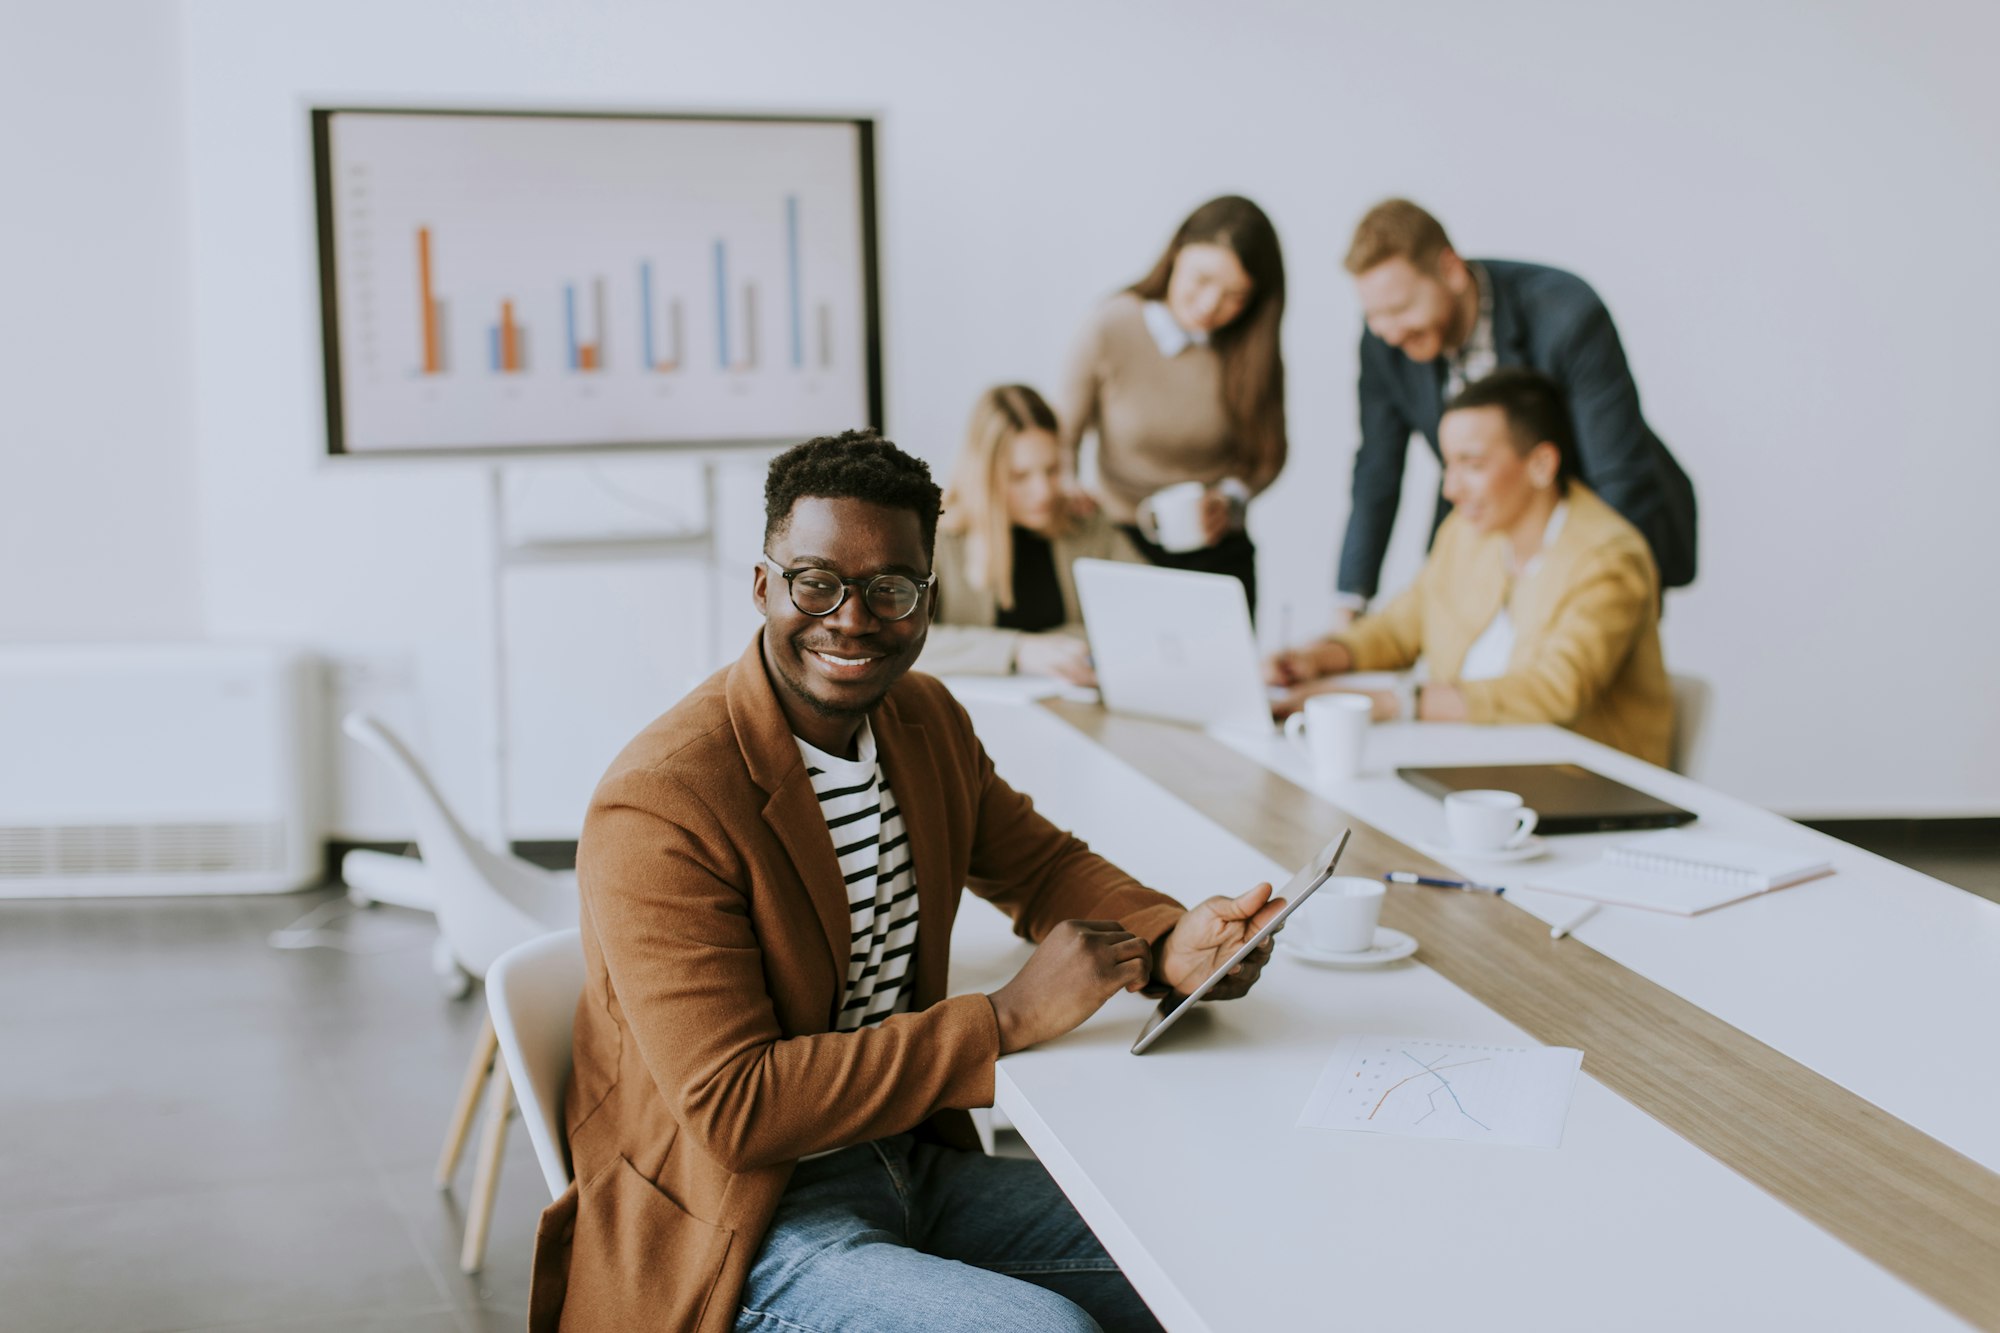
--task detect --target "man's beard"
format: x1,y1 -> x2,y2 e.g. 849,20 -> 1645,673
773,654 -> 888,720
773,630 -> 907,720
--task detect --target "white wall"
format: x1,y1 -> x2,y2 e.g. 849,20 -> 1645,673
0,0 -> 202,642
40,0 -> 2000,831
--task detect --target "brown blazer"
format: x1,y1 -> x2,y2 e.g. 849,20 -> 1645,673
529,635 -> 1186,1331
1332,483 -> 1673,766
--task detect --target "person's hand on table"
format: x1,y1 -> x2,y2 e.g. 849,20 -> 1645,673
1153,882 -> 1286,1000
1265,638 -> 1351,691
988,920 -> 1152,1055
1413,681 -> 1465,722
1014,634 -> 1097,687
1271,680 -> 1401,722
1264,648 -> 1318,688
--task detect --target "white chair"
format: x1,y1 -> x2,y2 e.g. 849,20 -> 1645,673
1669,674 -> 1713,777
488,929 -> 586,1200
340,712 -> 578,1272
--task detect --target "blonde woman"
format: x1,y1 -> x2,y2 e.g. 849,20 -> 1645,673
926,385 -> 1142,683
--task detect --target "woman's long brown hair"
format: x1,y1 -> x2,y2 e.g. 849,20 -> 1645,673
1127,196 -> 1288,490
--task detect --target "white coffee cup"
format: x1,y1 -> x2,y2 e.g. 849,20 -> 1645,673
1135,481 -> 1210,553
1282,692 -> 1371,784
1443,789 -> 1539,852
1292,875 -> 1385,953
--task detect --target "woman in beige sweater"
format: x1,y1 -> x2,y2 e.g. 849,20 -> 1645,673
925,385 -> 1143,683
1059,196 -> 1287,613
1267,368 -> 1672,766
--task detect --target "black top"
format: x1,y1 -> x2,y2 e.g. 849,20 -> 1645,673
995,526 -> 1066,633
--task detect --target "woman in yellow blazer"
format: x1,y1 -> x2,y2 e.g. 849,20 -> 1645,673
926,384 -> 1143,683
1268,368 -> 1672,766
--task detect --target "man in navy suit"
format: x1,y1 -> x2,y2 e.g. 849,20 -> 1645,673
1333,199 -> 1696,617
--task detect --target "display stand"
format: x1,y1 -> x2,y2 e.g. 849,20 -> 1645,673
482,451 -> 763,851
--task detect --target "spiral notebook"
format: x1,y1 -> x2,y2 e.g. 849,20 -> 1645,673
1527,829 -> 1834,915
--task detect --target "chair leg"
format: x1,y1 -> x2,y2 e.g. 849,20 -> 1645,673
437,1013 -> 497,1189
460,1063 -> 513,1274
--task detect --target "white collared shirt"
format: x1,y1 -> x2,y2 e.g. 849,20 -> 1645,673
1458,500 -> 1570,682
1142,300 -> 1208,358
1443,262 -> 1497,404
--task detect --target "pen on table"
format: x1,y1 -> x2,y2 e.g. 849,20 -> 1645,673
1549,903 -> 1600,939
1382,871 -> 1504,896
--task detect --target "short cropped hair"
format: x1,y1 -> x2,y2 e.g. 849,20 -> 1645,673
1443,368 -> 1579,491
763,429 -> 944,558
1344,198 -> 1455,276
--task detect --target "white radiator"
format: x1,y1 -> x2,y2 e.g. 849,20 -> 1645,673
0,644 -> 324,896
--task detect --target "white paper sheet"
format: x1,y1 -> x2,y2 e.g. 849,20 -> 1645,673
1299,1035 -> 1584,1149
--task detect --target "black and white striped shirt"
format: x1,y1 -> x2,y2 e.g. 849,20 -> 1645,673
795,721 -> 918,1031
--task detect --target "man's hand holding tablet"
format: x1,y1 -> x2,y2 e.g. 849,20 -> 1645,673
1131,830 -> 1353,1054
1152,882 -> 1288,1001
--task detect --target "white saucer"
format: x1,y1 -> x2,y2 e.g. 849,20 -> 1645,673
1283,927 -> 1418,968
1414,835 -> 1549,864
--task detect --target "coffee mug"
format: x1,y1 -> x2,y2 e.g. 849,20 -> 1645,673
1135,481 -> 1210,553
1282,692 -> 1371,784
1442,789 -> 1539,852
1292,875 -> 1385,953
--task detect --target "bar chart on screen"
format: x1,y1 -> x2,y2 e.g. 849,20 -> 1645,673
321,111 -> 874,454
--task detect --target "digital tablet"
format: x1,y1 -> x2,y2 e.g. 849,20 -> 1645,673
1130,829 -> 1351,1055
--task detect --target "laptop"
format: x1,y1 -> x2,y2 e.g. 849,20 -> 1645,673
1397,763 -> 1696,835
1071,559 -> 1272,733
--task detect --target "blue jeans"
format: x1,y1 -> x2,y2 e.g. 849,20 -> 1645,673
734,1134 -> 1163,1333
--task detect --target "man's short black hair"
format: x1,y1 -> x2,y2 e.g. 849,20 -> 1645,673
1444,367 -> 1580,490
763,429 -> 944,558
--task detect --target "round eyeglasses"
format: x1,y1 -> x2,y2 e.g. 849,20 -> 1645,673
760,557 -> 936,622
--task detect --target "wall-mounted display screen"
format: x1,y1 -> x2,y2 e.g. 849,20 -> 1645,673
312,108 -> 880,457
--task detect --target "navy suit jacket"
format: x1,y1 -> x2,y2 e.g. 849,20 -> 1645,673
1336,259 -> 1697,596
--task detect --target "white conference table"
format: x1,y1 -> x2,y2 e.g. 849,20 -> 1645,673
946,695 -> 2000,1333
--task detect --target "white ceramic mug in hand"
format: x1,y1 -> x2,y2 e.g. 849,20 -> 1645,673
1135,481 -> 1210,553
1292,875 -> 1384,953
1443,789 -> 1539,852
1282,692 -> 1372,784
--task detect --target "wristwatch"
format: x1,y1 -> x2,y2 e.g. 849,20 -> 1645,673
1392,676 -> 1420,720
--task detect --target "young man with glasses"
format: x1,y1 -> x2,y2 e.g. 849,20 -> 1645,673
532,430 -> 1285,1333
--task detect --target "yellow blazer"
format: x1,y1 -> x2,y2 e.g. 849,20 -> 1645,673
1332,483 -> 1673,766
529,635 -> 1185,1331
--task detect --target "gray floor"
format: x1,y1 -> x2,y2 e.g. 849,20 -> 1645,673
2,890 -> 545,1333
4,826 -> 1995,1333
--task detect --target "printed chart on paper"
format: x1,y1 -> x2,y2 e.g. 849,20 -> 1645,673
1298,1035 -> 1583,1149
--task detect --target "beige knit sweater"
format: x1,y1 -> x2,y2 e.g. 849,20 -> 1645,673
1058,293 -> 1254,524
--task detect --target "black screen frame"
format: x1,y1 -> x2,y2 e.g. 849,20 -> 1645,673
310,106 -> 884,460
